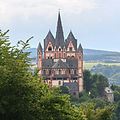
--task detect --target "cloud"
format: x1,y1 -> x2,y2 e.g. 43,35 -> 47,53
0,0 -> 97,24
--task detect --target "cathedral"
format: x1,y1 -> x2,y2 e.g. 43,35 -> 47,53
37,12 -> 83,96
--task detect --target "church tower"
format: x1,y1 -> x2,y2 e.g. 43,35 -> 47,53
37,12 -> 83,97
78,44 -> 83,92
37,42 -> 42,74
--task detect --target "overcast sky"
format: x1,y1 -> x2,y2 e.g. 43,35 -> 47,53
0,0 -> 120,51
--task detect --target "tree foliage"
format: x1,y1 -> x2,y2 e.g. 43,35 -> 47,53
83,70 -> 109,97
0,29 -> 114,120
0,29 -> 87,120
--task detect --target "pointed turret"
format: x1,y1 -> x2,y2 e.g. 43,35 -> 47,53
78,43 -> 83,53
67,31 -> 75,40
38,42 -> 42,52
44,30 -> 55,49
65,31 -> 77,50
55,12 -> 64,48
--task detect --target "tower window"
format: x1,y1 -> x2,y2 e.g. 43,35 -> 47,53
48,46 -> 52,51
59,53 -> 61,58
55,53 -> 56,58
59,70 -> 61,74
70,47 -> 72,51
64,53 -> 65,58
49,70 -> 51,75
74,70 -> 77,74
43,70 -> 46,75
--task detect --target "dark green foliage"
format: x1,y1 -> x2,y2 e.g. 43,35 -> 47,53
0,29 -> 115,120
83,70 -> 92,92
81,103 -> 114,120
111,85 -> 120,103
83,70 -> 109,97
0,29 -> 87,120
60,86 -> 69,94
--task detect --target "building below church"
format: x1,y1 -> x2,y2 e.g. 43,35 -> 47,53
37,12 -> 83,96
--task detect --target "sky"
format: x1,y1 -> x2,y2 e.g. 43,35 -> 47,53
0,0 -> 120,51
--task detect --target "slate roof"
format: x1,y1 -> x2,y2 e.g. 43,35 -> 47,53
65,31 -> 77,50
66,58 -> 78,68
37,42 -> 42,52
78,43 -> 83,52
52,59 -> 69,69
55,12 -> 64,48
42,59 -> 54,69
64,82 -> 78,91
42,58 -> 78,69
44,30 -> 55,49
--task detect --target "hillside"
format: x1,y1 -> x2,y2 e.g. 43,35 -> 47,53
83,49 -> 120,55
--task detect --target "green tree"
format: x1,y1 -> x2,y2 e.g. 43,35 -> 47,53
0,29 -> 86,120
96,74 -> 109,96
83,70 -> 92,92
60,86 -> 69,94
81,103 -> 114,120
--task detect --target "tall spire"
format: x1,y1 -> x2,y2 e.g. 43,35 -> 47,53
55,11 -> 64,48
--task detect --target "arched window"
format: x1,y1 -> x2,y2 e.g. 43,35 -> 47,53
59,53 -> 61,58
74,70 -> 77,74
64,53 -> 65,58
49,70 -> 51,75
55,53 -> 56,58
59,70 -> 61,74
59,81 -> 61,85
48,46 -> 52,51
70,47 -> 72,51
43,70 -> 46,75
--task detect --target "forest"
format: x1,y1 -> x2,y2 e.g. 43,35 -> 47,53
0,29 -> 120,120
91,64 -> 120,85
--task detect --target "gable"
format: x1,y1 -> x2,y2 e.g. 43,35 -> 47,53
45,40 -> 54,52
67,40 -> 76,52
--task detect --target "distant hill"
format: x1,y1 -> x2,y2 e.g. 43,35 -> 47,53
24,48 -> 120,63
83,49 -> 120,55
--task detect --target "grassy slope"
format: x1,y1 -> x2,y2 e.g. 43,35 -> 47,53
83,62 -> 120,70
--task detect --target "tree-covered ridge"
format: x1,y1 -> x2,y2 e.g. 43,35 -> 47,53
0,29 -> 114,120
91,64 -> 120,85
